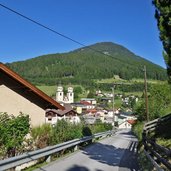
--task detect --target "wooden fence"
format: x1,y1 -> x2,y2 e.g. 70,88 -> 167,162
142,113 -> 171,170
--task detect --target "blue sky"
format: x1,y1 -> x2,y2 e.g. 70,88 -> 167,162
0,0 -> 166,68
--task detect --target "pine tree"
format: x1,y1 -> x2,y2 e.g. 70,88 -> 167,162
152,0 -> 171,82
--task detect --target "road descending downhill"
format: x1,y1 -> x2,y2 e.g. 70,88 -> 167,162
35,129 -> 139,171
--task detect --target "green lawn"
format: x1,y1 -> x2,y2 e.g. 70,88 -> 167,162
37,85 -> 57,97
95,77 -> 125,84
36,77 -> 165,101
95,77 -> 166,84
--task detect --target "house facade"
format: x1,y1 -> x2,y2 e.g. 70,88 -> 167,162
80,98 -> 96,105
45,103 -> 80,125
0,63 -> 64,127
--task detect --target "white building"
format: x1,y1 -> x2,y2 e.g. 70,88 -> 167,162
56,85 -> 74,104
45,104 -> 80,125
80,98 -> 96,105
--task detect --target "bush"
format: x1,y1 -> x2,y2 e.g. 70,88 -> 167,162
132,121 -> 144,141
51,119 -> 83,145
0,112 -> 30,158
31,123 -> 52,149
90,120 -> 112,134
30,119 -> 112,148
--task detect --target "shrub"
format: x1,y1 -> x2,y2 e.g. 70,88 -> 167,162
0,112 -> 30,158
50,120 -> 85,144
31,123 -> 52,149
132,121 -> 144,141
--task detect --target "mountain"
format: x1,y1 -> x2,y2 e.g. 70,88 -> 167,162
7,42 -> 167,85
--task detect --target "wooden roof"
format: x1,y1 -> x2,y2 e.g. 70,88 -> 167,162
46,103 -> 77,116
0,63 -> 65,110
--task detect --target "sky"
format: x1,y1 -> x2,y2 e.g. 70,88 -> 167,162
0,0 -> 166,68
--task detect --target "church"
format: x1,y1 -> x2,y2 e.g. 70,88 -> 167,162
56,85 -> 74,104
45,84 -> 79,125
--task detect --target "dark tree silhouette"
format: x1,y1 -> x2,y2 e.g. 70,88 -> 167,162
153,0 -> 171,82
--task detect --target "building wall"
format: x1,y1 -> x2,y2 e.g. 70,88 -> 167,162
119,121 -> 132,129
0,84 -> 45,127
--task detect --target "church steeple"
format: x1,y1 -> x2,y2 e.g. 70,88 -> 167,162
56,83 -> 74,103
67,86 -> 74,103
56,83 -> 64,102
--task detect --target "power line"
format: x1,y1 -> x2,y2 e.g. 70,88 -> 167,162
0,3 -> 123,62
0,3 -> 86,47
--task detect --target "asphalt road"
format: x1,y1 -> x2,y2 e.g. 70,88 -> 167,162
35,129 -> 139,171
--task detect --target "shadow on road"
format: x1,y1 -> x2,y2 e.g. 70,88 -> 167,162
119,140 -> 139,171
66,164 -> 103,171
79,131 -> 139,170
82,143 -> 122,166
66,164 -> 89,171
37,130 -> 139,171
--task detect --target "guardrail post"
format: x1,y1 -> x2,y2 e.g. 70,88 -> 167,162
74,145 -> 78,151
45,155 -> 51,163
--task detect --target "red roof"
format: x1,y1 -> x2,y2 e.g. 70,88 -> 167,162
127,120 -> 136,125
87,109 -> 97,113
80,101 -> 92,105
0,63 -> 64,110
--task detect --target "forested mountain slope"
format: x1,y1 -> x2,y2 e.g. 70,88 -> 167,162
7,42 -> 167,85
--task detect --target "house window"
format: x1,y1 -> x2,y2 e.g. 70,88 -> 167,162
48,115 -> 52,121
60,92 -> 62,96
70,93 -> 72,96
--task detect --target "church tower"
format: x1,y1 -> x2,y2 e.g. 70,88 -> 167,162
67,86 -> 74,103
56,85 -> 64,102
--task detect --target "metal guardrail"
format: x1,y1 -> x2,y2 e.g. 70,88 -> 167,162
142,113 -> 171,171
0,130 -> 112,170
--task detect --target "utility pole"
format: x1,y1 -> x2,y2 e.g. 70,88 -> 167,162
144,65 -> 149,122
111,83 -> 123,128
112,86 -> 115,128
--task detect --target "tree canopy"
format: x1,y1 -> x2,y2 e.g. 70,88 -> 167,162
135,83 -> 171,121
153,0 -> 171,82
7,42 -> 167,86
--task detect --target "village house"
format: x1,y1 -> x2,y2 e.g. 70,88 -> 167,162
100,97 -> 112,103
83,114 -> 96,124
117,118 -> 136,129
45,103 -> 80,125
104,116 -> 113,125
0,63 -> 64,127
96,110 -> 107,122
71,102 -> 87,114
80,101 -> 95,110
80,98 -> 97,105
95,89 -> 104,97
117,118 -> 131,129
70,99 -> 96,116
116,112 -> 137,129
